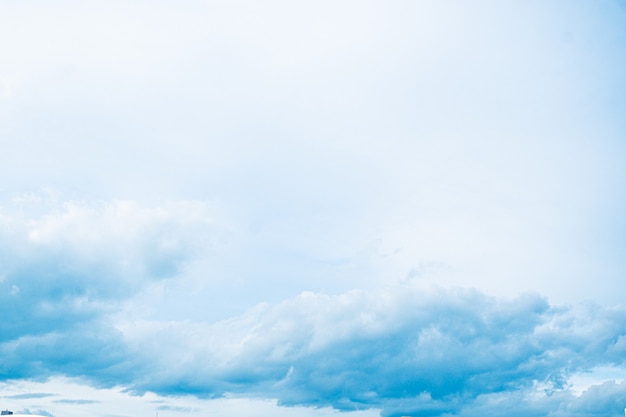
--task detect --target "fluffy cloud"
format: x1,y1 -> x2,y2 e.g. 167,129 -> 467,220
0,197 -> 215,374
110,286 -> 626,416
1,198 -> 625,416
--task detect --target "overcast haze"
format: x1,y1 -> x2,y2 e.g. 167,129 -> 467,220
1,1 -> 626,417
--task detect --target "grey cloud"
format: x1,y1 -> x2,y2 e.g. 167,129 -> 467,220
156,405 -> 196,412
0,322 -> 127,382
15,410 -> 53,417
5,393 -> 56,400
53,399 -> 100,405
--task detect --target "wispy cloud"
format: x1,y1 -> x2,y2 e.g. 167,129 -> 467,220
155,405 -> 195,413
53,400 -> 100,405
5,394 -> 56,400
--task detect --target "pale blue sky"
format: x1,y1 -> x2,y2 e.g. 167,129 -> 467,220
1,1 -> 626,417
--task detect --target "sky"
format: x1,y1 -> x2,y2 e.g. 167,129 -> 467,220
1,1 -> 626,416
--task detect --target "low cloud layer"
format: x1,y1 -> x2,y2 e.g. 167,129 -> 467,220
117,288 -> 626,416
2,216 -> 626,417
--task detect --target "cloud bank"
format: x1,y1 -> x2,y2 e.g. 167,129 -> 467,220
2,209 -> 626,417
117,288 -> 626,416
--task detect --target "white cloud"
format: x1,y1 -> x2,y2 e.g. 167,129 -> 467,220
1,197 -> 215,280
0,196 -> 218,345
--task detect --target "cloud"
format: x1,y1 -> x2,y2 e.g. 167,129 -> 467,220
156,405 -> 195,412
108,286 -> 626,416
0,377 -> 381,417
1,197 -> 625,416
0,197 -> 215,379
14,410 -> 53,417
53,399 -> 100,405
2,217 -> 626,417
441,379 -> 626,417
1,0 -> 625,308
561,380 -> 626,417
6,394 -> 56,400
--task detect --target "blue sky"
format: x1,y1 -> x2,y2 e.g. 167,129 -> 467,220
1,1 -> 626,416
